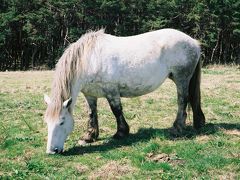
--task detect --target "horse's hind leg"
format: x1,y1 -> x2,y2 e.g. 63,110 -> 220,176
81,95 -> 99,143
106,95 -> 129,139
171,78 -> 190,135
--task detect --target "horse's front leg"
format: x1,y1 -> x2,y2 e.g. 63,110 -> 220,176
106,95 -> 129,139
81,95 -> 99,143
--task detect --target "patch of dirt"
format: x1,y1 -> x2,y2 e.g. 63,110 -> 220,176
146,153 -> 184,166
146,152 -> 170,162
89,161 -> 134,179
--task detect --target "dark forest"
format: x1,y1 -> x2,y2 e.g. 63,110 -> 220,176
0,0 -> 239,70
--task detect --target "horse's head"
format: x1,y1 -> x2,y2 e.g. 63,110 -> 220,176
44,95 -> 74,154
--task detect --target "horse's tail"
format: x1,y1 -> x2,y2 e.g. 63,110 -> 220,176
189,59 -> 205,129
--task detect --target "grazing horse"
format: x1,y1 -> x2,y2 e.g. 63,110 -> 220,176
44,29 -> 205,154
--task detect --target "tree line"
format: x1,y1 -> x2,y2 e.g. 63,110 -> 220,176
0,0 -> 239,71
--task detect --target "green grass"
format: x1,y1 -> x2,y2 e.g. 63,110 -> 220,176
0,67 -> 240,179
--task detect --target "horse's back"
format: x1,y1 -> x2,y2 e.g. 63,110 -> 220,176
103,28 -> 200,66
105,28 -> 199,47
102,28 -> 200,73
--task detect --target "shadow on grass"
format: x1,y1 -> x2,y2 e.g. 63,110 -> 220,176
63,122 -> 239,156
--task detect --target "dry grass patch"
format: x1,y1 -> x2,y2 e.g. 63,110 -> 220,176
209,168 -> 238,180
222,129 -> 240,136
75,164 -> 89,174
89,161 -> 134,179
195,135 -> 211,143
0,71 -> 53,93
218,173 -> 236,180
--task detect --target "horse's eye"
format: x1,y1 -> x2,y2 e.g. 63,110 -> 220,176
60,122 -> 64,126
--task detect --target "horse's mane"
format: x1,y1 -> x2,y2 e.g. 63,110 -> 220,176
45,29 -> 104,120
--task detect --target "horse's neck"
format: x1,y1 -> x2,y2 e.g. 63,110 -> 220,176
69,77 -> 82,110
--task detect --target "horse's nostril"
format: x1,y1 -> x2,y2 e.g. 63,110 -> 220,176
54,148 -> 58,153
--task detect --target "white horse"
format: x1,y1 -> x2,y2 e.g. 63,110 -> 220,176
44,29 -> 205,154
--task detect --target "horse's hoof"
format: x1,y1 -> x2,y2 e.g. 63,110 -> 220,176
78,136 -> 96,145
194,120 -> 205,130
78,140 -> 88,146
113,131 -> 129,139
170,121 -> 186,136
81,136 -> 95,143
169,126 -> 182,137
81,128 -> 98,143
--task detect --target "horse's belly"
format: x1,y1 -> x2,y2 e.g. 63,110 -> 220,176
118,65 -> 169,97
81,69 -> 168,98
119,83 -> 160,97
81,79 -> 166,98
118,76 -> 166,97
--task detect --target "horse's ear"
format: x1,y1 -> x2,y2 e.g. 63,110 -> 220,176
63,97 -> 72,109
44,94 -> 51,105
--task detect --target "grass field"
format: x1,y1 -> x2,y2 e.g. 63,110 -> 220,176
0,66 -> 239,179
